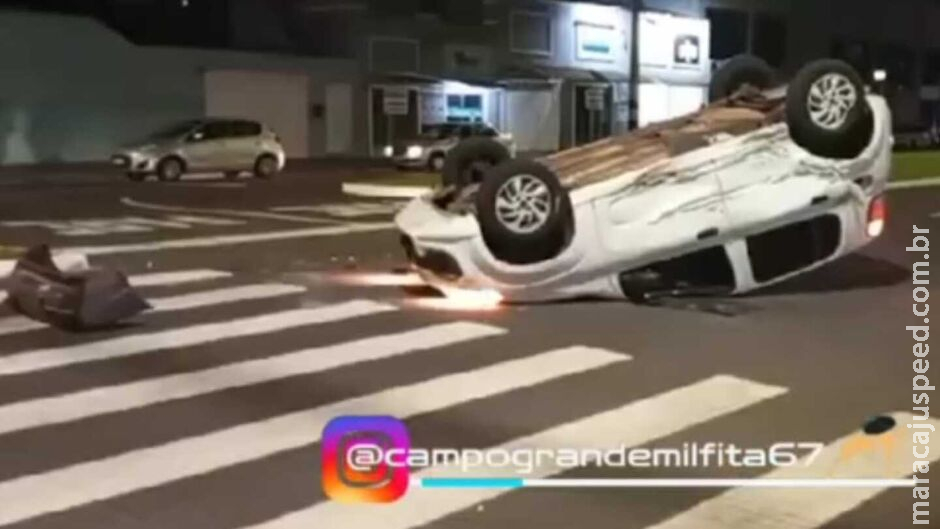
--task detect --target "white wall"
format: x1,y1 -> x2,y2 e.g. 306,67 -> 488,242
0,11 -> 360,164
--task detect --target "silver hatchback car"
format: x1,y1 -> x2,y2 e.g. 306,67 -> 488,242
111,119 -> 286,182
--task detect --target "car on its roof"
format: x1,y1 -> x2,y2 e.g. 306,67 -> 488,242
396,57 -> 892,303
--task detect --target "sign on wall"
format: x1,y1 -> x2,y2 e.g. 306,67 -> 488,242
639,12 -> 710,84
584,87 -> 607,110
575,22 -> 617,62
383,87 -> 410,116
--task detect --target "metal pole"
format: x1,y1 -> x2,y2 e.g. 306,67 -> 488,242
628,0 -> 643,130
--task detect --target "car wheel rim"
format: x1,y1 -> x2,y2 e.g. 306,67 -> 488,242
495,174 -> 552,234
165,162 -> 180,179
807,73 -> 857,131
260,158 -> 275,175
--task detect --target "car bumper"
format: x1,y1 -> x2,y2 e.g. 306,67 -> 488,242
111,153 -> 157,173
395,196 -> 622,302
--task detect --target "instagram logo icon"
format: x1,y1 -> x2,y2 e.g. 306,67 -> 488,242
321,416 -> 411,503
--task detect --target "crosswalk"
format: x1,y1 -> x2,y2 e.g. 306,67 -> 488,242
0,268 -> 923,529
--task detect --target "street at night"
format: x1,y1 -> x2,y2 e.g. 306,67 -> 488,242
0,166 -> 935,528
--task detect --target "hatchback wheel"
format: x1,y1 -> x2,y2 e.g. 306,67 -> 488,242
254,154 -> 279,179
156,157 -> 184,182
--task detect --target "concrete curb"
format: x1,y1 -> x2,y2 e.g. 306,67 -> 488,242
888,176 -> 940,190
342,182 -> 432,199
0,251 -> 91,277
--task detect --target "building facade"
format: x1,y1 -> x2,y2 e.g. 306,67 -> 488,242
1,0 -> 939,164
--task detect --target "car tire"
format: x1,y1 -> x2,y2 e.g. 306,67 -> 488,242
156,157 -> 184,182
224,171 -> 240,181
428,153 -> 446,173
254,154 -> 279,179
442,138 -> 511,188
475,159 -> 572,265
708,55 -> 776,102
126,172 -> 146,182
786,59 -> 874,159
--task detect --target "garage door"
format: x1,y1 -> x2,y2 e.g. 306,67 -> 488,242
505,89 -> 560,153
204,70 -> 309,158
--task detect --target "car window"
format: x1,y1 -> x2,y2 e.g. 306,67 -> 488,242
478,126 -> 499,138
201,122 -> 232,140
233,121 -> 262,137
458,126 -> 472,138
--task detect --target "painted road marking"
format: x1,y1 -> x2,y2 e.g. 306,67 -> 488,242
256,375 -> 786,529
63,223 -> 394,256
0,301 -> 396,376
0,216 -> 246,237
122,197 -> 337,225
0,322 -> 506,436
644,412 -> 938,529
271,202 -> 404,218
126,269 -> 233,287
0,347 -> 626,527
0,283 -> 307,337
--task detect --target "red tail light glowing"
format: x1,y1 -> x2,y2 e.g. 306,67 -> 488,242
867,195 -> 886,238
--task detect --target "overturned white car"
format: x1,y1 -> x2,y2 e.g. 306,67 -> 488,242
396,57 -> 892,303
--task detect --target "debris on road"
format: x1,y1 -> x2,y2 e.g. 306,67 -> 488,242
5,245 -> 151,331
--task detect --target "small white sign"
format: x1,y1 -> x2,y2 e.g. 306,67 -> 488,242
585,87 -> 607,111
384,87 -> 410,116
576,22 -> 617,63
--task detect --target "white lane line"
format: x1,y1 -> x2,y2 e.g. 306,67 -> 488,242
0,346 -> 627,527
889,176 -> 940,190
146,283 -> 306,312
121,197 -> 339,225
62,223 -> 394,256
258,375 -> 787,529
649,413 -> 940,529
645,412 -> 938,529
0,283 -> 307,337
271,203 -> 403,218
0,322 -> 506,435
127,270 -> 233,287
0,301 -> 396,376
165,215 -> 246,226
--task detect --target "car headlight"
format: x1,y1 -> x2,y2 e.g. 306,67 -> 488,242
406,145 -> 423,159
383,145 -> 393,157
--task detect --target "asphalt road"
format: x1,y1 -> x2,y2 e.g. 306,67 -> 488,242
0,165 -> 937,529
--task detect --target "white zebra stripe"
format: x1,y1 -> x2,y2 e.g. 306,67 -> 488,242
0,283 -> 308,337
253,375 -> 787,529
0,322 -> 506,435
643,412 -> 938,529
0,346 -> 626,526
127,269 -> 233,287
0,301 -> 396,376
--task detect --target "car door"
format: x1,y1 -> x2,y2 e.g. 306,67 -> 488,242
714,139 -> 851,235
229,121 -> 263,167
182,121 -> 231,170
596,168 -> 731,262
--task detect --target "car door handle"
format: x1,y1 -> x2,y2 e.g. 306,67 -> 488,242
697,227 -> 719,240
811,194 -> 828,205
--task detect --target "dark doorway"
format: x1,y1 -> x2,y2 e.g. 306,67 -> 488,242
371,87 -> 420,154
